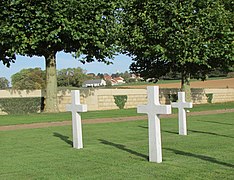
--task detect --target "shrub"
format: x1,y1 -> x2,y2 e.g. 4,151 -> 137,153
227,72 -> 234,78
114,95 -> 128,109
206,93 -> 213,103
0,97 -> 44,114
168,93 -> 178,102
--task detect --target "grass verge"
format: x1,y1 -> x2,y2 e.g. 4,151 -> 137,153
0,112 -> 233,179
0,102 -> 234,126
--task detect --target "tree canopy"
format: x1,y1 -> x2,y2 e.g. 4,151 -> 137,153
0,77 -> 10,89
0,0 -> 122,112
57,67 -> 90,87
121,0 -> 234,96
11,68 -> 46,90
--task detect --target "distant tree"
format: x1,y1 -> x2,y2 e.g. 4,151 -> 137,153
0,0 -> 122,112
121,71 -> 131,82
11,68 -> 45,90
57,67 -> 90,87
0,77 -> 9,89
87,73 -> 96,79
207,68 -> 228,78
97,73 -> 104,79
106,80 -> 112,87
121,0 -> 234,100
126,78 -> 136,83
111,73 -> 120,78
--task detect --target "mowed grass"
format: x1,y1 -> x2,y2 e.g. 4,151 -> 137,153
0,112 -> 233,179
0,101 -> 234,126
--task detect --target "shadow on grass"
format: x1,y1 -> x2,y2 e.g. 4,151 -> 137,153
162,130 -> 178,135
164,148 -> 234,168
99,139 -> 148,160
53,132 -> 73,146
195,119 -> 233,126
138,125 -> 148,129
189,129 -> 234,139
138,125 -> 178,135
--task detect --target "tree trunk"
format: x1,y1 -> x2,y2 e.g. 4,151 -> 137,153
44,53 -> 59,112
181,71 -> 192,102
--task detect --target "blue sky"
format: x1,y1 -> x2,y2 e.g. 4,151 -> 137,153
0,52 -> 133,82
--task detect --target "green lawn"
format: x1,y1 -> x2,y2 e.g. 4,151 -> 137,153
0,112 -> 233,179
0,102 -> 234,126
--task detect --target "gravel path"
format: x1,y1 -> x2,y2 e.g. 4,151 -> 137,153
1,108 -> 234,131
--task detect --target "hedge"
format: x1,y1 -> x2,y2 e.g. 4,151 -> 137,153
0,97 -> 44,114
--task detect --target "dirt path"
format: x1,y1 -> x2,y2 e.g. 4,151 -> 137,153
1,108 -> 234,131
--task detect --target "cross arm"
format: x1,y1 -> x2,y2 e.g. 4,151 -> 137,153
156,105 -> 171,114
66,104 -> 87,112
171,102 -> 193,109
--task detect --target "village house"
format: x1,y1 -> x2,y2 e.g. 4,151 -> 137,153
82,79 -> 106,87
113,77 -> 125,84
103,74 -> 125,85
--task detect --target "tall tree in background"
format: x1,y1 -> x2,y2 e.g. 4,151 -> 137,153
121,0 -> 233,100
0,0 -> 121,112
11,68 -> 46,90
57,67 -> 90,87
0,77 -> 9,89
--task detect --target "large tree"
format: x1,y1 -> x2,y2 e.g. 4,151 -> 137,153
0,10 -> 16,68
57,67 -> 90,87
121,0 -> 234,100
11,68 -> 45,90
0,0 -> 121,112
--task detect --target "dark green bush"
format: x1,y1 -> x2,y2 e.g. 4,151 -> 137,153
114,95 -> 128,109
206,93 -> 213,103
168,93 -> 178,102
0,97 -> 44,114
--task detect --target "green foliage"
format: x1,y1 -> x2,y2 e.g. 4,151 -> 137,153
0,47 -> 15,67
0,77 -> 9,89
121,0 -> 234,85
11,68 -> 45,90
207,68 -> 228,78
0,0 -> 121,63
127,78 -> 137,83
206,93 -> 213,103
168,94 -> 178,102
227,72 -> 234,78
0,0 -> 122,112
114,95 -> 128,109
118,71 -> 132,83
57,67 -> 90,87
0,97 -> 43,114
106,80 -> 113,87
0,13 -> 16,67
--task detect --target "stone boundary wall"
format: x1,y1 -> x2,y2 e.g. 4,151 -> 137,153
0,88 -> 234,114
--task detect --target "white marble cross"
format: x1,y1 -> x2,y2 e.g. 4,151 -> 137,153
66,90 -> 87,149
137,86 -> 171,163
171,92 -> 193,135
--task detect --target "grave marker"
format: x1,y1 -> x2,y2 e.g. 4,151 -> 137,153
67,90 -> 87,149
137,86 -> 171,163
171,92 -> 193,135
